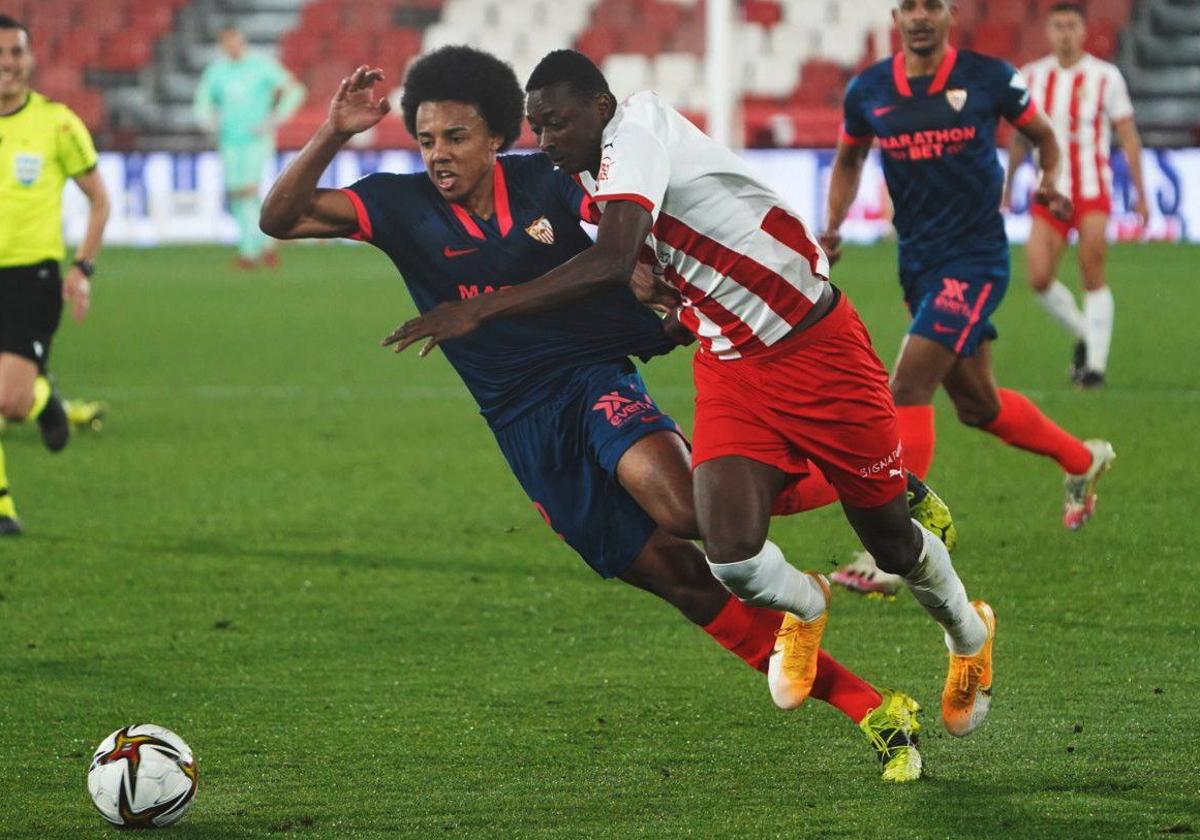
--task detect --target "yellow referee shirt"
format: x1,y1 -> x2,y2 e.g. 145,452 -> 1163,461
0,91 -> 98,268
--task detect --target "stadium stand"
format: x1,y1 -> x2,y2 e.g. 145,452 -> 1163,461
25,0 -> 1195,150
1123,0 -> 1200,145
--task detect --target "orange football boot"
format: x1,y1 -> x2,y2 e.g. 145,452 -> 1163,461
767,573 -> 831,709
942,600 -> 996,736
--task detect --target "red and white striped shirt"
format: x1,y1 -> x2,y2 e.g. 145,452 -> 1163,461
1022,53 -> 1135,201
575,92 -> 829,361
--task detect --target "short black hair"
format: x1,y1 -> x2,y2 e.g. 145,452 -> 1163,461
1048,2 -> 1085,18
0,13 -> 30,44
525,49 -> 612,100
400,46 -> 525,151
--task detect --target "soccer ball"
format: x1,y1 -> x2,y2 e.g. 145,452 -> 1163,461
87,724 -> 198,828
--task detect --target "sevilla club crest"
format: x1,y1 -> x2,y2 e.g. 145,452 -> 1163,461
946,88 -> 968,112
525,216 -> 555,245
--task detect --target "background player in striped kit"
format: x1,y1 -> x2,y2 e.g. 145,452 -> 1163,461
1004,1 -> 1148,388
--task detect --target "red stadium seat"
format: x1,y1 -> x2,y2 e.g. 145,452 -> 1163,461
63,88 -> 106,132
744,0 -> 782,28
575,28 -> 620,63
967,21 -> 1020,55
127,0 -> 177,37
371,116 -> 418,150
277,106 -> 329,150
647,1 -> 686,32
328,30 -> 380,65
57,29 -> 103,67
1085,0 -> 1132,26
343,4 -> 395,31
77,1 -> 130,37
985,0 -> 1034,27
24,4 -> 76,35
280,31 -> 325,74
298,2 -> 344,34
306,60 -> 352,100
95,32 -> 153,72
791,60 -> 847,108
35,65 -> 84,99
1084,19 -> 1120,59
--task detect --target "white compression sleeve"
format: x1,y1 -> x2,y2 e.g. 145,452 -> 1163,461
707,540 -> 826,621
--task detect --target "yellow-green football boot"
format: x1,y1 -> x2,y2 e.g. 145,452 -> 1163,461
859,688 -> 923,782
832,472 -> 957,596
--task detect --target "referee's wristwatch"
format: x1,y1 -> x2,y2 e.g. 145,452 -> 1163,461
72,258 -> 96,278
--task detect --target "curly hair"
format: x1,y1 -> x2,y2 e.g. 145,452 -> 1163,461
400,46 -> 525,151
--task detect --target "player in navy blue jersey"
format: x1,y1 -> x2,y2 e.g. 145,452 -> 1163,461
259,46 -> 932,781
820,0 -> 1115,597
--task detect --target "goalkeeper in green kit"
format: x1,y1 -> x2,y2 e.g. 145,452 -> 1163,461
193,25 -> 305,268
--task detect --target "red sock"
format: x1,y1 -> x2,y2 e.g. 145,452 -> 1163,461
983,388 -> 1092,474
809,648 -> 883,723
702,595 -> 882,722
702,594 -> 782,672
896,404 -> 935,479
770,471 -> 839,516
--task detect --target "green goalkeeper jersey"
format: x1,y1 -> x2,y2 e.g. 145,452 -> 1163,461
193,53 -> 303,146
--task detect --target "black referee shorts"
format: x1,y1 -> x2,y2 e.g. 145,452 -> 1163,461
0,260 -> 64,373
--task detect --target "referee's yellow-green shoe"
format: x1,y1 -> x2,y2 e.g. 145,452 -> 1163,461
65,399 -> 107,432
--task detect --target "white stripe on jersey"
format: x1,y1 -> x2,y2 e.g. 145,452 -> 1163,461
1022,53 -> 1135,201
576,91 -> 830,360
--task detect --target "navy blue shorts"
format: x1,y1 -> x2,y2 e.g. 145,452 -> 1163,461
493,360 -> 683,579
901,256 -> 1009,357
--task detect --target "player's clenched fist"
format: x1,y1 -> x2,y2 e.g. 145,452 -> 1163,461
1033,178 -> 1073,222
817,230 -> 843,267
329,65 -> 391,137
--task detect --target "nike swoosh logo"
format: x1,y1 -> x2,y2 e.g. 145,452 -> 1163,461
640,413 -> 664,423
932,323 -> 958,334
443,246 -> 479,258
873,105 -> 897,117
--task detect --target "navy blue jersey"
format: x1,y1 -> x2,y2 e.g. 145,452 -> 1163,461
343,153 -> 674,429
842,47 -> 1036,274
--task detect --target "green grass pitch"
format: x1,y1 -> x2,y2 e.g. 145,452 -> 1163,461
1,242 -> 1197,838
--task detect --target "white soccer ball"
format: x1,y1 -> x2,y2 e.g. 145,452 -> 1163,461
87,724 -> 199,828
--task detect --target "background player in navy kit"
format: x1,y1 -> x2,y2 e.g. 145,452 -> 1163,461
820,0 -> 1115,594
259,47 -> 927,781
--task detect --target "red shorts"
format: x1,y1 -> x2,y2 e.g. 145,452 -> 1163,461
691,292 -> 906,509
1031,194 -> 1112,238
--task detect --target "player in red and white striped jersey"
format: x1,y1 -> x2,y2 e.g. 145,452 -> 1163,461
1003,1 -> 1148,388
386,49 -> 996,739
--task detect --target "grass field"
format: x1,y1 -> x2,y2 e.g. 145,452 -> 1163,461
1,242 -> 1198,838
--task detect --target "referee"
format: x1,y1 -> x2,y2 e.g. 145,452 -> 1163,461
0,14 -> 110,535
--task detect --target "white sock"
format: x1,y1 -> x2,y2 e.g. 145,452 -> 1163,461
904,522 -> 987,655
1083,287 -> 1114,373
1036,281 -> 1086,339
707,540 -> 826,621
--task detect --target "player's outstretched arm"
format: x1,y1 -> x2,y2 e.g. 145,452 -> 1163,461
381,201 -> 654,356
260,66 -> 390,239
818,139 -> 872,266
1017,112 -> 1072,221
